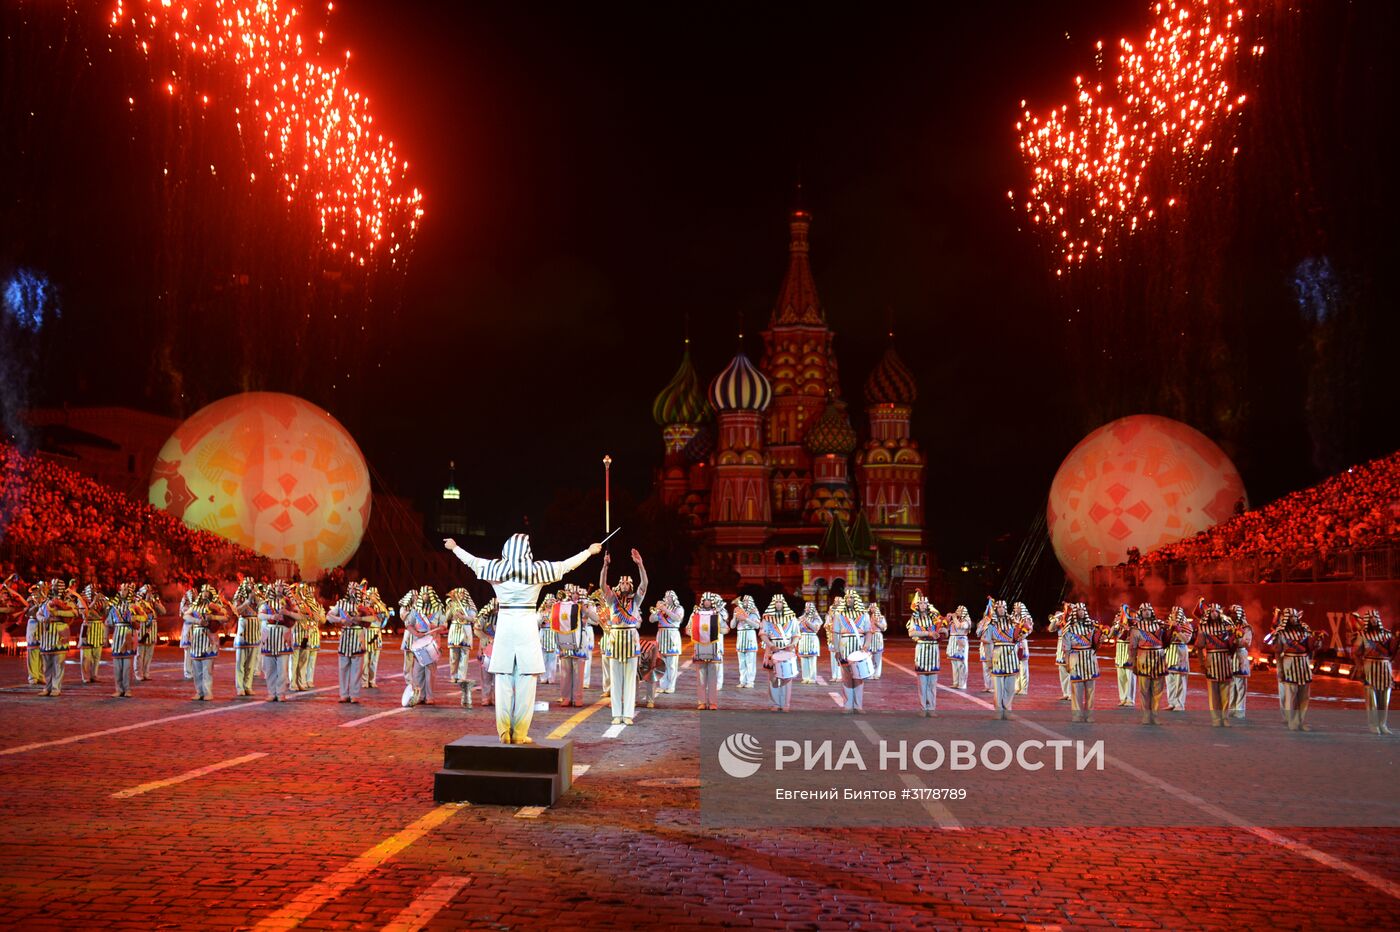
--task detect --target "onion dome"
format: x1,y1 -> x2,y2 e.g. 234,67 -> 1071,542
652,346 -> 713,426
805,397 -> 857,455
709,350 -> 773,412
864,344 -> 917,406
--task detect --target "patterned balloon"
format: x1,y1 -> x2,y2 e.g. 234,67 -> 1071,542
1048,415 -> 1247,589
148,392 -> 371,577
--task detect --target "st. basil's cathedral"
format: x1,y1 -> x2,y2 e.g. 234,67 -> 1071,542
650,206 -> 937,618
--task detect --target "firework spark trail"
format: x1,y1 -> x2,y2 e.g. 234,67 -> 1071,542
110,0 -> 423,269
1011,0 -> 1262,273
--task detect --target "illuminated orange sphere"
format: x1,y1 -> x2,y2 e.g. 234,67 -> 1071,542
1047,415 -> 1246,589
149,392 -> 371,577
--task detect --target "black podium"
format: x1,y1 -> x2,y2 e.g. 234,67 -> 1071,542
433,734 -> 574,806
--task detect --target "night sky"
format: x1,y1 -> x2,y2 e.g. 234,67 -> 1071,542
2,1 -> 1397,574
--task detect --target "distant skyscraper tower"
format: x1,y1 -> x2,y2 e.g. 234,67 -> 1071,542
435,460 -> 470,537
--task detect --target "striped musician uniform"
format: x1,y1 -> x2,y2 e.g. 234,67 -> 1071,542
607,625 -> 639,661
736,625 -> 759,653
1355,628 -> 1396,735
339,624 -> 368,656
1275,639 -> 1314,685
539,625 -> 558,653
915,639 -> 940,672
1064,625 -> 1099,681
37,607 -> 72,696
336,617 -> 368,702
188,616 -> 220,700
1360,639 -> 1395,690
656,624 -> 682,656
1133,625 -> 1169,678
188,624 -> 219,659
259,619 -> 293,700
988,626 -> 1021,676
1198,624 -> 1238,681
109,610 -> 138,657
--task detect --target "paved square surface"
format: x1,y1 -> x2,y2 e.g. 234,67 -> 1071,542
1,644 -> 1396,930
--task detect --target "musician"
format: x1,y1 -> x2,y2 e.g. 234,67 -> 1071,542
476,598 -> 498,707
232,578 -> 262,697
107,584 -> 139,698
581,592 -> 597,690
538,593 -> 560,686
399,590 -> 419,688
797,600 -> 823,684
975,607 -> 994,694
637,637 -> 665,709
446,533 -> 601,745
0,575 -> 28,671
178,583 -> 197,681
947,605 -> 972,690
688,591 -> 729,710
825,597 -> 842,682
1227,603 -> 1253,721
650,590 -> 685,693
190,585 -> 228,701
37,579 -> 76,697
327,581 -> 373,704
257,581 -> 297,702
601,549 -> 649,726
553,584 -> 594,708
291,584 -> 323,690
1062,602 -> 1101,723
830,593 -> 873,714
1129,603 -> 1170,725
1266,608 -> 1324,731
1351,610 -> 1398,736
1012,602 -> 1033,695
24,579 -> 44,685
77,584 -> 108,684
984,599 -> 1029,720
598,588 -> 612,699
868,597 -> 888,680
1047,608 -> 1071,701
907,591 -> 946,716
360,584 -> 389,689
445,588 -> 477,706
734,594 -> 761,689
1192,600 -> 1240,727
1165,606 -> 1193,711
761,595 -> 800,713
134,583 -> 164,681
1107,606 -> 1136,708
405,586 -> 447,706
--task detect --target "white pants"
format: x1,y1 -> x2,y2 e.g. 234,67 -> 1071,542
662,653 -> 680,692
696,662 -> 720,706
601,653 -> 612,692
738,651 -> 757,688
873,650 -> 884,679
136,643 -> 154,680
1229,675 -> 1248,718
800,655 -> 817,683
494,663 -> 537,742
1166,671 -> 1188,710
918,673 -> 937,711
717,655 -> 725,690
235,647 -> 258,695
261,655 -> 290,699
1137,675 -> 1164,722
1070,679 -> 1095,720
1279,681 -> 1311,729
1057,663 -> 1071,699
559,655 -> 584,706
583,650 -> 593,688
543,650 -> 558,684
1206,679 -> 1232,724
192,657 -> 215,699
362,644 -> 381,686
1366,687 -> 1391,732
112,656 -> 133,695
41,653 -> 65,694
769,674 -> 794,710
81,644 -> 102,682
993,675 -> 1017,716
951,656 -> 968,689
479,656 -> 495,704
1116,666 -> 1136,704
610,657 -> 637,719
449,646 -> 470,682
839,665 -> 865,711
829,650 -> 840,680
412,659 -> 436,704
339,654 -> 364,700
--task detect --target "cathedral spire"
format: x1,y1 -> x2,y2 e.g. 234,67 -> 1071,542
770,197 -> 825,327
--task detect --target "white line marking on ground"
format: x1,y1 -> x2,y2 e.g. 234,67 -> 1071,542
572,764 -> 591,778
111,752 -> 267,799
339,706 -> 411,728
827,691 -> 845,708
850,718 -> 962,830
602,722 -> 626,738
379,875 -> 472,932
884,657 -> 1400,902
514,806 -> 546,819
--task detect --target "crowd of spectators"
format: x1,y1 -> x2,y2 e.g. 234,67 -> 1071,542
0,443 -> 274,586
1142,450 -> 1400,565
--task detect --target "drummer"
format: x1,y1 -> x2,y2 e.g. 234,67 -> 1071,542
761,595 -> 801,713
689,591 -> 729,710
829,592 -> 873,714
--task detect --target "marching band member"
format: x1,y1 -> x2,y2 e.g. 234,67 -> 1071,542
1227,604 -> 1252,721
637,637 -> 665,709
797,601 -> 823,684
734,594 -> 761,689
399,590 -> 418,687
598,588 -> 613,698
327,581 -> 373,704
1351,610 -> 1398,736
258,582 -> 297,702
1165,606 -> 1193,711
1266,608 -> 1324,731
553,584 -> 593,708
1012,602 -> 1032,695
37,580 -> 76,697
539,593 -> 560,686
179,583 -> 197,680
830,593 -> 873,714
601,549 -> 649,726
134,584 -> 162,681
976,607 -> 994,694
292,584 -> 323,690
689,591 -> 729,710
476,598 -> 498,707
24,580 -> 45,685
944,605 -> 971,690
186,586 -> 226,701
826,599 -> 841,682
907,591 -> 947,716
985,599 -> 1029,720
650,590 -> 685,693
445,588 -> 477,705
1108,606 -> 1137,707
0,575 -> 27,669
581,595 -> 596,689
360,585 -> 389,689
1192,601 -> 1241,727
867,597 -> 888,679
1129,603 -> 1170,725
77,584 -> 108,684
405,586 -> 447,706
107,584 -> 139,698
446,533 -> 601,744
1062,602 -> 1101,723
761,595 -> 800,712
232,579 -> 262,697
1047,608 -> 1071,701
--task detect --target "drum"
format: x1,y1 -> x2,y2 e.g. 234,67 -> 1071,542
772,650 -> 798,680
694,640 -> 720,662
412,639 -> 441,666
846,649 -> 874,680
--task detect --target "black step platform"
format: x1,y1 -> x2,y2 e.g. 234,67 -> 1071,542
434,734 -> 574,807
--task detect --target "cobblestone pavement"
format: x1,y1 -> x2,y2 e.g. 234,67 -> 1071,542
0,643 -> 1395,930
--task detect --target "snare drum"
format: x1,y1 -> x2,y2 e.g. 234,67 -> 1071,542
694,640 -> 721,662
846,649 -> 874,680
412,639 -> 441,666
772,649 -> 798,681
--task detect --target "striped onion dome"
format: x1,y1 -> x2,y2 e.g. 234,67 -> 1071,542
805,397 -> 857,455
652,346 -> 713,426
864,344 -> 917,405
709,350 -> 773,412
